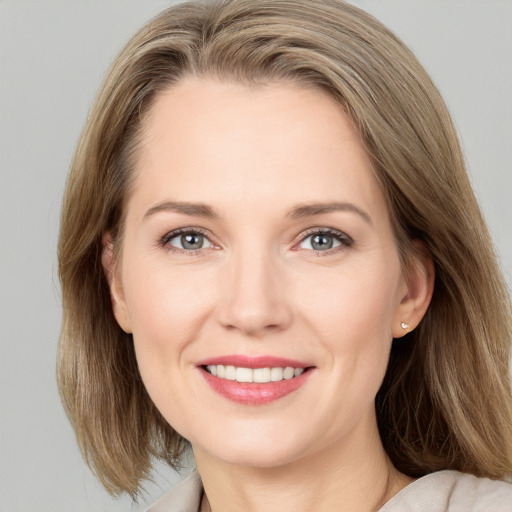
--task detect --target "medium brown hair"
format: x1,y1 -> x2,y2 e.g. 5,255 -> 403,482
58,0 -> 512,497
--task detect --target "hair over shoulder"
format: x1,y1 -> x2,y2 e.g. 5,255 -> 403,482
57,0 -> 512,497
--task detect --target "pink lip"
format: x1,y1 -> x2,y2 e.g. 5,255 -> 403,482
196,355 -> 314,405
196,355 -> 310,369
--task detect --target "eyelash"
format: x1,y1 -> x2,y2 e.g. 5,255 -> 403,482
295,228 -> 353,256
159,227 -> 214,256
158,227 -> 353,256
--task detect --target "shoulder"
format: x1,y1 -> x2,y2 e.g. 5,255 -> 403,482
379,470 -> 512,512
145,469 -> 203,512
145,468 -> 512,512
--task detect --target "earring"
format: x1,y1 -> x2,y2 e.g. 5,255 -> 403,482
401,322 -> 409,330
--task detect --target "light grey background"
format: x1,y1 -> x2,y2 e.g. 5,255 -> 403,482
1,1 -> 511,511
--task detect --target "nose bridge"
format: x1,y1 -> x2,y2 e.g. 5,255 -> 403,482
217,241 -> 291,335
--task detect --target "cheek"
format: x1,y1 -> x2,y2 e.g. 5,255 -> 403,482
296,260 -> 400,427
121,256 -> 218,383
122,259 -> 219,428
295,257 -> 400,404
125,258 -> 208,336
295,258 -> 400,345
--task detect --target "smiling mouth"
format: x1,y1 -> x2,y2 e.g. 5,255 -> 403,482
203,364 -> 308,383
198,356 -> 315,404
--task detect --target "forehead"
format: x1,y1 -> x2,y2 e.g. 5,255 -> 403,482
130,78 -> 386,220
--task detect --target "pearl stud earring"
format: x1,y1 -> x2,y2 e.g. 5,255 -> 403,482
401,322 -> 409,330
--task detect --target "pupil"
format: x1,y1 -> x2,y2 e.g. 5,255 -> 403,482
182,234 -> 203,250
312,234 -> 333,250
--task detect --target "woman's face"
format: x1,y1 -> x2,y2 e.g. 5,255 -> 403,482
108,79 -> 418,468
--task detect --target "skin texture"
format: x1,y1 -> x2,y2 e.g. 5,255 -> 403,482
105,79 -> 433,512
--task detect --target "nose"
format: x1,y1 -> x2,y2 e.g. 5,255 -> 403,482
217,248 -> 292,337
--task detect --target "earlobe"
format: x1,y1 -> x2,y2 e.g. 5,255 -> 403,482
101,233 -> 133,334
393,241 -> 435,338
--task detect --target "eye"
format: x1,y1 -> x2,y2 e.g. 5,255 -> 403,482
161,229 -> 214,252
297,229 -> 352,252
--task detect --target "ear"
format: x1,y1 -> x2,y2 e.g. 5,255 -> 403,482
101,233 -> 132,333
392,240 -> 435,338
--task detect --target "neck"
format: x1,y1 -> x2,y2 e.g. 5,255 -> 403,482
194,411 -> 412,512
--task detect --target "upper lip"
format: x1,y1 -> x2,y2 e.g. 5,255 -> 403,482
196,355 -> 312,369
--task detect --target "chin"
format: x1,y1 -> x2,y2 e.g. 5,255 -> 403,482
191,425 -> 314,469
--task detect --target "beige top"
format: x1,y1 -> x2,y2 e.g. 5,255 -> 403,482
147,469 -> 512,512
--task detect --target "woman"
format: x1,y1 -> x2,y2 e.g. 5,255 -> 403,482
57,1 -> 512,510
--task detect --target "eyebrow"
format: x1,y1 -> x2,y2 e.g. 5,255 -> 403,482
143,200 -> 373,225
143,201 -> 219,220
287,202 -> 373,225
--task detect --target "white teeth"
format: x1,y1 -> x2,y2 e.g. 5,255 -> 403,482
283,367 -> 295,380
270,367 -> 283,381
235,367 -> 253,383
205,364 -> 306,383
225,365 -> 236,380
253,367 -> 271,383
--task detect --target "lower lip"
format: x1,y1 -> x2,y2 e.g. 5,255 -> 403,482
200,368 -> 312,405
